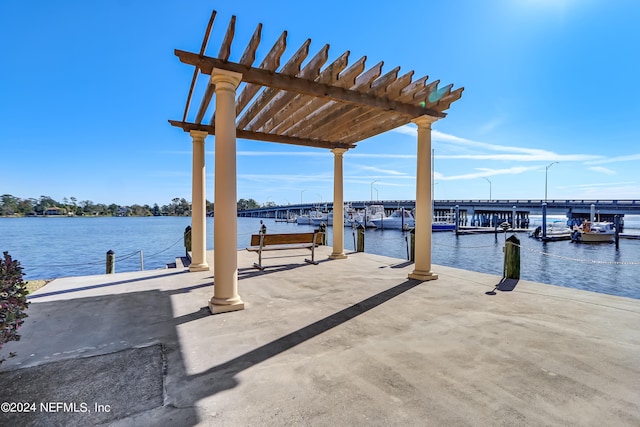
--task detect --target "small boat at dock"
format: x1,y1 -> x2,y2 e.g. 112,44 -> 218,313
529,221 -> 573,241
571,221 -> 615,243
370,208 -> 414,230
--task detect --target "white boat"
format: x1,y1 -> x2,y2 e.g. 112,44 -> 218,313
571,221 -> 615,243
529,221 -> 573,241
356,204 -> 386,228
370,208 -> 414,230
297,209 -> 327,225
327,204 -> 361,227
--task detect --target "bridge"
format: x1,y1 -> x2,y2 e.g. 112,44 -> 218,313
239,199 -> 640,216
238,199 -> 640,229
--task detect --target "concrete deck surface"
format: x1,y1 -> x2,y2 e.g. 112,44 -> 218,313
1,246 -> 639,426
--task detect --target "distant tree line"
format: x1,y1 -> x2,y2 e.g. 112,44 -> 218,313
1,194 -> 263,217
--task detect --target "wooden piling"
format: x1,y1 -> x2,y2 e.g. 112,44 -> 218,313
106,250 -> 115,274
357,225 -> 365,252
184,225 -> 192,256
503,235 -> 520,279
409,228 -> 415,261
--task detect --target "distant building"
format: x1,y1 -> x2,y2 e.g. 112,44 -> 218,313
44,207 -> 63,216
117,206 -> 130,217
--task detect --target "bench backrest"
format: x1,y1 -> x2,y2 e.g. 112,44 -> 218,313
250,232 -> 323,247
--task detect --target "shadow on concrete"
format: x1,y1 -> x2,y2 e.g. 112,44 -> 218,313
2,273 -> 425,425
28,270 -> 189,300
485,277 -> 520,295
497,278 -> 519,292
390,260 -> 414,269
181,279 -> 425,401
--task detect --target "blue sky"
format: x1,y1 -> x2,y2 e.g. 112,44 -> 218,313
2,0 -> 639,207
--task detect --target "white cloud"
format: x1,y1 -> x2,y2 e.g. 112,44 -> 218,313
557,181 -> 635,189
348,153 -> 415,159
393,127 -> 605,163
238,173 -> 333,183
588,166 -> 616,175
237,151 -> 329,157
436,166 -> 539,181
391,124 -> 417,136
437,153 -> 600,162
354,165 -> 408,176
584,154 -> 640,165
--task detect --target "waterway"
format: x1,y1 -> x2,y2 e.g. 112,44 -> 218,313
1,215 -> 639,299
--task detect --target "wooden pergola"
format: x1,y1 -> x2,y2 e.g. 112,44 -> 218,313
169,11 -> 463,314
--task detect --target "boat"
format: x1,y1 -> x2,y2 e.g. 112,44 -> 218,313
327,204 -> 361,227
355,204 -> 386,228
432,211 -> 457,231
297,210 -> 325,225
276,213 -> 298,223
529,221 -> 573,241
370,208 -> 414,230
571,220 -> 615,243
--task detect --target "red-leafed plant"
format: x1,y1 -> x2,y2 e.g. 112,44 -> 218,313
0,251 -> 30,364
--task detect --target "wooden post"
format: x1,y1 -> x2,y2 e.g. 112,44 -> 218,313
106,250 -> 115,274
319,223 -> 327,245
184,225 -> 192,257
614,215 -> 620,249
504,235 -> 520,279
410,228 -> 415,262
356,224 -> 365,252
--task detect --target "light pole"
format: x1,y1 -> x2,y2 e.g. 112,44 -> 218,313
374,187 -> 379,201
370,180 -> 379,202
545,162 -> 558,202
300,189 -> 306,205
482,177 -> 492,201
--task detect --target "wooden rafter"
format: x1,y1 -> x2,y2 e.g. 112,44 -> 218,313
237,39 -> 312,129
171,12 -> 463,149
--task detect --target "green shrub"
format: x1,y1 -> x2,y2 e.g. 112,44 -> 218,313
0,251 -> 30,363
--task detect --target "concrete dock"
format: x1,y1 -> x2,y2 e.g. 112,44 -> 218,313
1,247 -> 639,426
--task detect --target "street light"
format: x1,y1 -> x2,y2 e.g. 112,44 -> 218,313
545,162 -> 558,202
482,177 -> 492,201
370,180 -> 379,202
300,189 -> 306,205
373,187 -> 379,201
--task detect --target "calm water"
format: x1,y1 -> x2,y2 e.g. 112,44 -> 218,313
1,215 -> 639,299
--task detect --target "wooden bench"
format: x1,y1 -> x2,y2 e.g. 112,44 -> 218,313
246,232 -> 324,270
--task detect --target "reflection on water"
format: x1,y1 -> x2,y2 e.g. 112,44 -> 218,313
1,216 -> 639,300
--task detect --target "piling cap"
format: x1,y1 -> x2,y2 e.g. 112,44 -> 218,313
107,250 -> 115,254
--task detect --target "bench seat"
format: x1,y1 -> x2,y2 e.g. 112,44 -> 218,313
246,232 -> 323,270
246,243 -> 316,252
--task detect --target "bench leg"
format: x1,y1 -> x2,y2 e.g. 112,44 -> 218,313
253,248 -> 265,270
305,245 -> 319,265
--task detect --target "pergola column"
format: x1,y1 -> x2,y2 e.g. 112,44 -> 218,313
189,130 -> 209,272
329,148 -> 348,259
408,116 -> 439,281
209,68 -> 244,314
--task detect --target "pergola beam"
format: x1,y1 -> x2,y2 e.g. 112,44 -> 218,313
175,49 -> 445,119
168,120 -> 354,150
